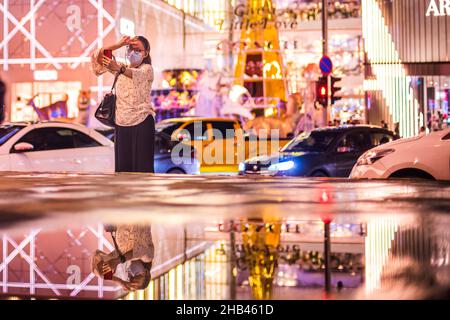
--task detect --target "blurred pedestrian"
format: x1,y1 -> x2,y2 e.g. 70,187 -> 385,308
337,281 -> 344,292
381,120 -> 388,129
91,36 -> 155,173
394,122 -> 400,138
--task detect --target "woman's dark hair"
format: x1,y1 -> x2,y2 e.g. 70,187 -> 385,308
137,36 -> 152,65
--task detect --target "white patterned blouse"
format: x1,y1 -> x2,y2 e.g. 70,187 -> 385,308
91,49 -> 155,127
115,224 -> 154,264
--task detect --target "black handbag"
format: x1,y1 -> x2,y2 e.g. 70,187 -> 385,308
104,225 -> 126,263
95,72 -> 120,127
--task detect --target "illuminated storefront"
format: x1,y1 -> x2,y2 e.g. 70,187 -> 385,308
1,0 -> 364,127
0,0 -> 212,124
125,241 -> 231,300
362,0 -> 450,137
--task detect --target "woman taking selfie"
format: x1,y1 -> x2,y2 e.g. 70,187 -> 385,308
91,36 -> 155,173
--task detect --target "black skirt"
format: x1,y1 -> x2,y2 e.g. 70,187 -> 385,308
115,115 -> 155,173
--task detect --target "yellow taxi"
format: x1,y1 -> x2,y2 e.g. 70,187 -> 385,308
156,117 -> 289,174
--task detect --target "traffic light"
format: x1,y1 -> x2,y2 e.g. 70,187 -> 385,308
330,76 -> 342,105
316,76 -> 328,107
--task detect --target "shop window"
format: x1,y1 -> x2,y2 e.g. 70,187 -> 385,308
244,81 -> 264,98
245,54 -> 263,78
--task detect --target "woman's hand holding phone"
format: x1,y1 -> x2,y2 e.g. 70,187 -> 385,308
102,55 -> 120,72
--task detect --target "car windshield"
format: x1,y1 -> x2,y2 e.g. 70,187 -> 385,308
156,122 -> 184,136
281,131 -> 337,152
0,125 -> 24,147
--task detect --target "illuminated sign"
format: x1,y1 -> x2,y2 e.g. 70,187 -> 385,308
426,0 -> 450,16
120,18 -> 135,36
33,70 -> 58,81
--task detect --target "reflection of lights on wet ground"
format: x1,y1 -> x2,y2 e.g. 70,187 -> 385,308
276,265 -> 298,287
364,216 -> 399,295
321,190 -> 329,202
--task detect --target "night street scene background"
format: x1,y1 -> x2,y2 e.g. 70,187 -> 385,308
0,0 -> 449,303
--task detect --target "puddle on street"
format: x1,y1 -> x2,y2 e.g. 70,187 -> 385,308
0,174 -> 449,300
0,214 -> 448,300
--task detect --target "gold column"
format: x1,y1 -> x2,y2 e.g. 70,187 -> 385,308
241,219 -> 281,300
233,0 -> 288,108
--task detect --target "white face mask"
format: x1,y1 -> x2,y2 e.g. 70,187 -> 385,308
127,50 -> 144,67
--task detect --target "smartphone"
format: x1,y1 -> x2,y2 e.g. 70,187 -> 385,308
104,49 -> 112,59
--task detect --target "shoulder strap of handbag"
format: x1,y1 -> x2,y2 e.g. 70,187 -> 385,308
109,230 -> 126,263
110,71 -> 120,94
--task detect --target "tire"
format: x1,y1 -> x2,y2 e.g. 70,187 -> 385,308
167,168 -> 186,174
311,170 -> 328,177
389,169 -> 435,180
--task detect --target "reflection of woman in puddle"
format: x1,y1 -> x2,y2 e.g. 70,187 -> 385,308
92,225 -> 154,291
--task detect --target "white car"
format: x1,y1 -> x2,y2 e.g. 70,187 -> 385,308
0,122 -> 114,173
350,128 -> 450,181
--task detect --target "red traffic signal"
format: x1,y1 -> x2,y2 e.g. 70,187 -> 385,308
316,76 -> 328,107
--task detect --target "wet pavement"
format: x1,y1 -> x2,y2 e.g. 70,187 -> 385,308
0,173 -> 449,300
1,173 -> 449,227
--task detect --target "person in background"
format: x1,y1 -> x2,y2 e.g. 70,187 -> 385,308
0,77 -> 5,124
381,120 -> 388,129
333,119 -> 341,127
394,122 -> 400,138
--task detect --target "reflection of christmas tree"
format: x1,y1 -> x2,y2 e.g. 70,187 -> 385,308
233,0 -> 288,112
241,220 -> 281,300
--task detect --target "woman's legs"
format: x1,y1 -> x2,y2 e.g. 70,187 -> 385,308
115,124 -> 133,172
131,115 -> 155,173
115,115 -> 155,173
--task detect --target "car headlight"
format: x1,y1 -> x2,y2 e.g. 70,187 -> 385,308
268,160 -> 295,172
357,149 -> 395,166
238,162 -> 246,172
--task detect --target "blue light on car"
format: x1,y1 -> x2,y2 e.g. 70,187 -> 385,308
268,160 -> 295,172
238,162 -> 246,172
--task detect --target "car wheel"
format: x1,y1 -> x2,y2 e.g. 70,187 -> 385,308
167,168 -> 186,174
389,169 -> 435,180
311,170 -> 328,177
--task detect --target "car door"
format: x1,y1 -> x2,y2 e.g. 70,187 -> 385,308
72,130 -> 114,173
208,121 -> 239,171
177,121 -> 210,169
9,127 -> 81,172
334,130 -> 372,177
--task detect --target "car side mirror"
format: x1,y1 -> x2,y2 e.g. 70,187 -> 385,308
14,142 -> 34,152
